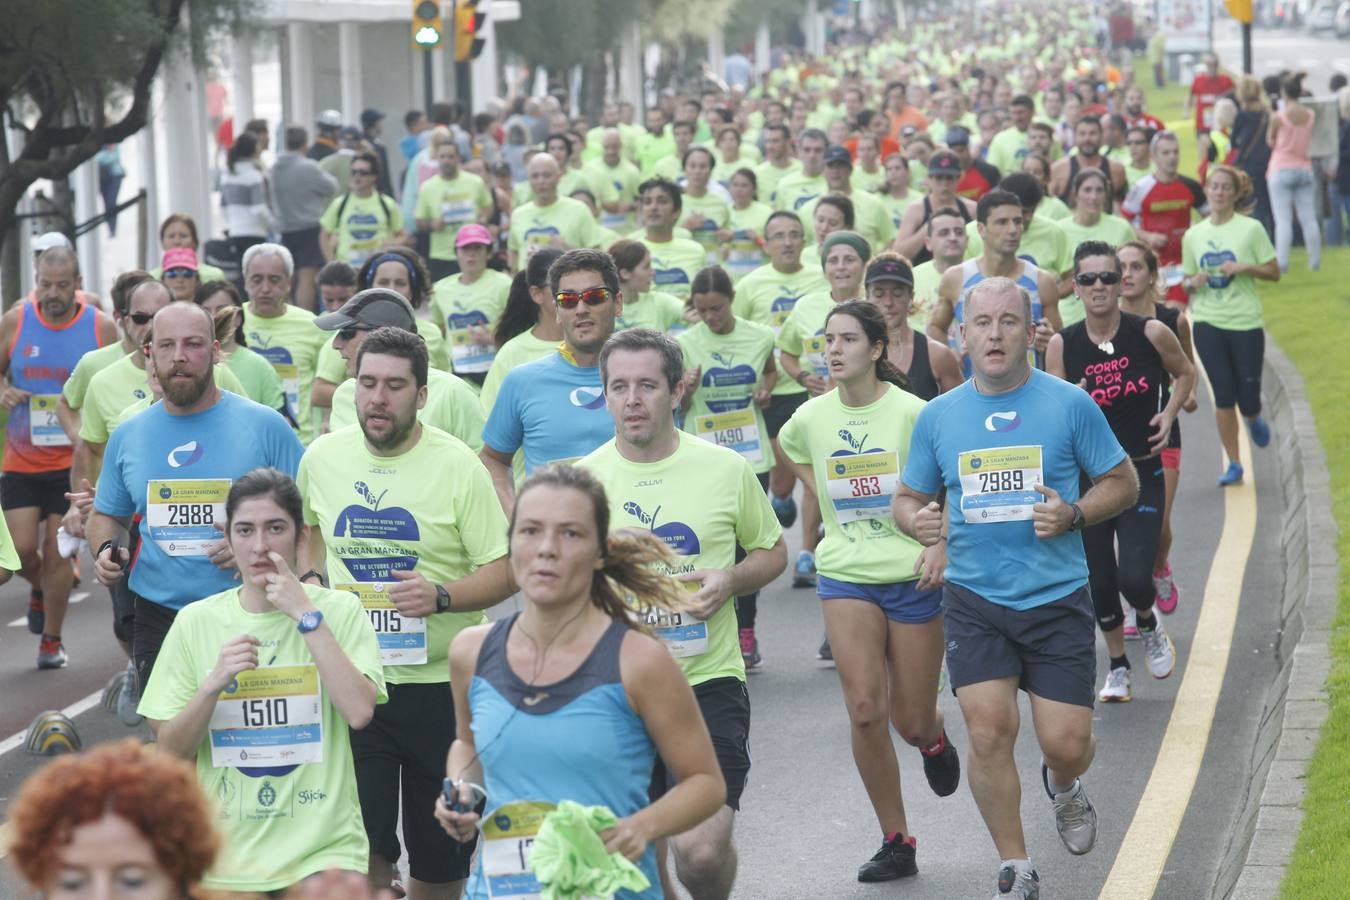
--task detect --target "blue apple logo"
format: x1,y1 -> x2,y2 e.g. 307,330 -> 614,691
621,501 -> 700,556
702,353 -> 757,412
1199,248 -> 1238,289
524,224 -> 561,245
447,309 -> 489,332
334,480 -> 420,581
793,193 -> 819,210
348,211 -> 380,244
651,260 -> 691,289
770,293 -> 802,319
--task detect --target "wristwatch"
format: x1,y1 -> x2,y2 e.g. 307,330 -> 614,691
1069,503 -> 1086,532
297,609 -> 324,634
435,584 -> 451,613
299,569 -> 326,587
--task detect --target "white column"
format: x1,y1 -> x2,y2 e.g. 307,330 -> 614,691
707,28 -> 725,82
893,0 -> 907,30
755,21 -> 771,78
231,35 -> 255,126
619,22 -> 643,111
803,0 -> 821,56
338,22 -> 362,119
138,112 -> 160,267
75,160 -> 102,296
287,22 -> 314,133
471,16 -> 499,112
161,45 -> 213,238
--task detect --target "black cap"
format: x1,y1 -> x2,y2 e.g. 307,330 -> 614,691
360,108 -> 385,129
824,144 -> 853,167
944,125 -> 971,146
927,151 -> 962,176
315,288 -> 416,333
865,256 -> 914,288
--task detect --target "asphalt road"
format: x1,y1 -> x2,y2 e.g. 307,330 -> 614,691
1213,21 -> 1350,91
0,373 -> 1285,899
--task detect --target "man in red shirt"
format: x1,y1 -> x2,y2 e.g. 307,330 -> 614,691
1121,130 -> 1206,306
1122,86 -> 1166,132
1184,54 -> 1235,135
947,127 -> 1001,201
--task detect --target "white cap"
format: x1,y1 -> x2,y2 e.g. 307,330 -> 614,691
317,109 -> 344,128
32,232 -> 73,253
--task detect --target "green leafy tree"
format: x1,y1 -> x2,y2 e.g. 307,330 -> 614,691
0,0 -> 255,303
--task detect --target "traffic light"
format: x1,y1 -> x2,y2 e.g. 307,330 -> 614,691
411,0 -> 443,49
453,0 -> 487,62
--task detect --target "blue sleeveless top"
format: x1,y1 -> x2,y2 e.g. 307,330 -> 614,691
467,614 -> 660,900
5,301 -> 102,473
952,258 -> 1045,377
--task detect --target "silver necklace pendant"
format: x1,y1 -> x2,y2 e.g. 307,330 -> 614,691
1097,340 -> 1114,355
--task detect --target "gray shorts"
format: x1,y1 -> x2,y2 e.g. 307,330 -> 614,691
942,582 -> 1097,708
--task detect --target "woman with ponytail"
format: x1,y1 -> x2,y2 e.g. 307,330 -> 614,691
776,299 -> 960,886
436,464 -> 726,899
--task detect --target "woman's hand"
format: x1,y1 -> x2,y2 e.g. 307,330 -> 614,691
600,815 -> 652,862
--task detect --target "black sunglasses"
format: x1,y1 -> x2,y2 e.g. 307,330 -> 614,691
350,168 -> 374,177
127,312 -> 154,325
1075,271 -> 1121,286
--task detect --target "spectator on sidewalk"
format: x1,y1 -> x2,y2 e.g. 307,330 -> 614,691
1266,72 -> 1320,272
308,109 -> 342,161
361,108 -> 395,197
274,126 -> 339,312
1232,75 -> 1274,237
95,144 -> 125,236
218,132 -> 274,267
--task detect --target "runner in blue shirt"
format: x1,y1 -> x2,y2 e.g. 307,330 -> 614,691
894,276 -> 1137,900
89,302 -> 304,697
479,249 -> 619,513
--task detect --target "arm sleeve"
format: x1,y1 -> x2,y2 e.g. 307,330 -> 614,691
297,450 -> 319,526
775,310 -> 805,355
324,593 -> 388,704
1249,219 -> 1277,264
455,448 -> 511,566
93,429 -> 134,516
414,180 -> 435,220
776,413 -> 810,465
319,196 -> 341,233
480,369 -> 526,455
266,411 -> 307,476
733,458 -> 783,551
1182,231 -> 1198,276
136,612 -> 202,721
900,407 -> 944,495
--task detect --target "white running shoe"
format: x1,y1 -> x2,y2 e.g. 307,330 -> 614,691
1098,665 -> 1132,703
1141,622 -> 1176,679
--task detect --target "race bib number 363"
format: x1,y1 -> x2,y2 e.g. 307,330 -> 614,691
958,446 -> 1044,523
145,479 -> 230,556
209,665 -> 323,769
336,582 -> 427,666
825,452 -> 900,522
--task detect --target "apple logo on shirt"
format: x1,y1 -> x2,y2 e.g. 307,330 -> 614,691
651,257 -> 691,289
770,292 -> 804,320
1199,244 -> 1238,290
622,501 -> 700,556
333,481 -> 420,581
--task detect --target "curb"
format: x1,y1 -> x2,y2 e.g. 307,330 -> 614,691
1211,341 -> 1340,899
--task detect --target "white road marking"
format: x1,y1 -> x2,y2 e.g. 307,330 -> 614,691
6,591 -> 88,627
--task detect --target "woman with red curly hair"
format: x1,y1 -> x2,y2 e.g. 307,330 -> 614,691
9,738 -> 218,898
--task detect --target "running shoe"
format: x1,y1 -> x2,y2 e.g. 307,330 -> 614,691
1097,666 -> 1132,703
1042,763 -> 1097,855
921,731 -> 961,796
771,493 -> 797,528
1123,606 -> 1139,640
994,864 -> 1041,899
27,590 -> 44,635
37,636 -> 68,670
817,635 -> 833,661
1140,621 -> 1176,679
1218,462 -> 1244,486
118,661 -> 144,727
1154,563 -> 1179,615
792,550 -> 817,588
738,628 -> 761,669
857,833 -> 917,882
1247,416 -> 1271,448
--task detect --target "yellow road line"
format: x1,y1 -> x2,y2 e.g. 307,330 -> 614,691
1097,365 -> 1258,898
0,819 -> 10,859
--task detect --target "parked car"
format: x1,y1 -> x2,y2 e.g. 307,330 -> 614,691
1307,0 -> 1338,28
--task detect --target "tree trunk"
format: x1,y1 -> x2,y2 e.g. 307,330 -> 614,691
581,58 -> 608,124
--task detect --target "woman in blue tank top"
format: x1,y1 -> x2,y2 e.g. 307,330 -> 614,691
435,464 -> 726,900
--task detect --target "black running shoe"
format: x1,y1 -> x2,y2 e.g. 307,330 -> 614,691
857,834 -> 917,882
922,731 -> 961,797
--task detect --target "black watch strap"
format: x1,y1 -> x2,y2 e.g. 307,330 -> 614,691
299,569 -> 326,587
1069,503 -> 1086,532
435,584 -> 451,613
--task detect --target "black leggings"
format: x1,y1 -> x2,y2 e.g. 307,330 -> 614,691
1084,459 -> 1165,632
735,471 -> 773,630
1192,322 -> 1264,416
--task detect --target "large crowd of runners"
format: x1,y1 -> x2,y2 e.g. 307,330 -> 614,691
2,3 -> 1289,899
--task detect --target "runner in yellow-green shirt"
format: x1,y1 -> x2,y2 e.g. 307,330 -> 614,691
507,155 -> 601,273
610,239 -> 688,333
431,224 -> 513,386
681,147 -> 731,266
637,179 -> 709,301
298,325 -> 514,895
413,141 -> 492,281
319,151 -> 407,269
753,124 -> 802,201
586,129 -> 643,234
139,468 -> 385,894
724,170 -> 773,281
578,326 -> 785,900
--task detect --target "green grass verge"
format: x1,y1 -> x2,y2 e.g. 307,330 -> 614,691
1140,56 -> 1350,897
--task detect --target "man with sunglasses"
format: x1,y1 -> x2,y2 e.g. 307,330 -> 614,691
315,289 -> 484,448
479,249 -> 620,515
319,150 -> 408,268
896,276 -> 1138,900
0,246 -> 117,669
1046,240 -> 1195,704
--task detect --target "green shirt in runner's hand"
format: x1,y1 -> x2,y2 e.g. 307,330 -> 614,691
578,432 -> 782,686
137,584 -> 386,894
1183,214 -> 1277,332
298,424 -> 507,684
678,318 -> 778,473
432,268 -> 513,377
778,383 -> 928,583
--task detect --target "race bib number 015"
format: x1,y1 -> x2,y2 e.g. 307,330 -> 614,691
482,800 -> 557,899
825,452 -> 900,522
209,664 -> 323,769
958,446 -> 1044,523
145,479 -> 231,556
335,582 -> 427,666
693,407 -> 763,463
